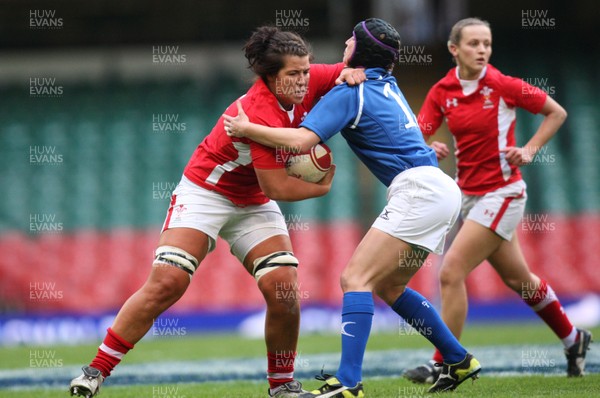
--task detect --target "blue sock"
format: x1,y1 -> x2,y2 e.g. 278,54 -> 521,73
335,292 -> 374,387
391,288 -> 467,364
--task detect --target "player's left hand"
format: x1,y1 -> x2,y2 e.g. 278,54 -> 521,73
500,146 -> 534,165
430,141 -> 450,160
316,164 -> 336,188
223,100 -> 249,137
336,67 -> 366,86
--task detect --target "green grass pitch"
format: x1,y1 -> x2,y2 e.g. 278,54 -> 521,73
0,322 -> 598,397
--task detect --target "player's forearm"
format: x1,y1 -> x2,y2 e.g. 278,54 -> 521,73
244,123 -> 296,148
524,101 -> 567,157
246,124 -> 317,153
524,117 -> 562,156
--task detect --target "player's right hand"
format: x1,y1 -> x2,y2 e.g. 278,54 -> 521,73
336,67 -> 366,86
430,141 -> 449,160
223,100 -> 249,137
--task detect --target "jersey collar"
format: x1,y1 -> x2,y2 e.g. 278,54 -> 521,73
365,67 -> 391,80
455,65 -> 487,82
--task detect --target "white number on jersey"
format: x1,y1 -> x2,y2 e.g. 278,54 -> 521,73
205,141 -> 252,185
383,82 -> 418,129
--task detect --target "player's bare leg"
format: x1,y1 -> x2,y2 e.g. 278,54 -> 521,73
244,235 -> 298,358
111,228 -> 209,342
488,234 -> 591,376
487,233 -> 538,301
341,228 -> 417,293
70,228 -> 209,397
373,249 -> 424,306
438,220 -> 503,339
243,234 -> 304,397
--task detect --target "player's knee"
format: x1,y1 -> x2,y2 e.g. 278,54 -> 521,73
339,268 -> 352,291
153,245 -> 199,280
259,269 -> 301,313
439,256 -> 467,287
252,251 -> 299,282
144,269 -> 189,307
502,275 -> 526,293
340,267 -> 370,292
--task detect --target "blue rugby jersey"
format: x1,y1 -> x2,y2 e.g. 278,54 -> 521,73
300,68 -> 437,187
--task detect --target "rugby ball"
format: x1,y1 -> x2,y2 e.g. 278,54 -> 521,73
285,143 -> 333,183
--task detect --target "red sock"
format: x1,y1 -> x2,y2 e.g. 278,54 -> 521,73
267,351 -> 295,389
90,328 -> 134,377
432,348 -> 443,364
523,280 -> 574,340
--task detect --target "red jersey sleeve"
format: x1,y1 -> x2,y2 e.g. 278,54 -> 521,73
250,140 -> 285,169
501,75 -> 547,114
418,85 -> 444,136
305,63 -> 345,105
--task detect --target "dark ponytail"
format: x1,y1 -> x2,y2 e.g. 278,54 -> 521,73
244,26 -> 312,81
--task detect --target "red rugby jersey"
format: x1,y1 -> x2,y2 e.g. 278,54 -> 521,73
184,63 -> 344,205
419,64 -> 547,195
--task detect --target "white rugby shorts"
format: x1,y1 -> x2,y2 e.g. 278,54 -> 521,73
461,179 -> 527,240
162,176 -> 289,262
372,166 -> 461,254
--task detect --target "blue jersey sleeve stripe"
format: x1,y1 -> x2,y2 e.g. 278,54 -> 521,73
350,83 -> 365,130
